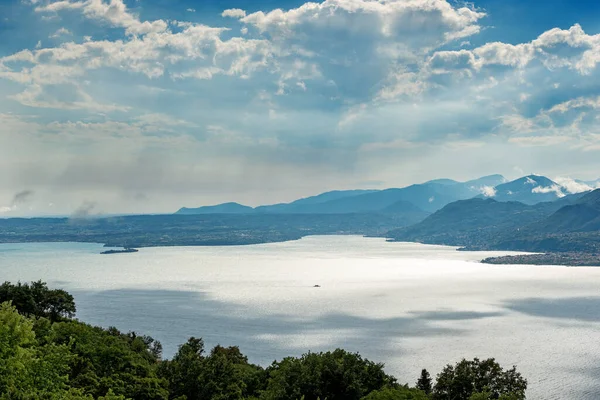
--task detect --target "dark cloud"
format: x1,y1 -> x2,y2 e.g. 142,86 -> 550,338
70,201 -> 97,219
12,190 -> 34,205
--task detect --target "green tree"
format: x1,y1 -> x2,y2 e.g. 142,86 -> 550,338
199,345 -> 265,400
0,281 -> 76,321
432,358 -> 527,400
361,386 -> 429,400
49,321 -> 168,399
0,302 -> 73,398
469,391 -> 524,400
158,337 -> 206,400
416,369 -> 432,395
261,349 -> 397,400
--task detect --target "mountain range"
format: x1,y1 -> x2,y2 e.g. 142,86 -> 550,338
177,174 -> 591,216
178,174 -> 508,215
387,191 -> 588,249
177,173 -> 600,255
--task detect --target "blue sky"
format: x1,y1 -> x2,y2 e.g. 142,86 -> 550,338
1,0 -> 600,215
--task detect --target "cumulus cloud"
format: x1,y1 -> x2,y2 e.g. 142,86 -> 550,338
430,23 -> 600,75
554,177 -> 597,193
480,186 -> 497,197
36,0 -> 168,36
1,0 -> 600,214
532,185 -> 565,198
222,8 -> 246,18
49,27 -> 72,38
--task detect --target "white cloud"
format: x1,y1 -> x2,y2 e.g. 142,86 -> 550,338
429,23 -> 600,75
186,8 -> 195,13
49,27 -> 72,38
2,0 -> 600,214
0,206 -> 14,214
480,186 -> 497,197
36,0 -> 169,36
554,177 -> 597,193
547,96 -> 600,114
222,8 -> 246,18
532,184 -> 565,197
508,135 -> 572,147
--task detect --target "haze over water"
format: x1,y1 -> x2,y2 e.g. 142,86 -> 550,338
1,236 -> 599,400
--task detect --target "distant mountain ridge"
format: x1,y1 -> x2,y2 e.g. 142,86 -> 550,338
488,175 -> 564,204
387,193 -> 585,249
177,202 -> 254,215
175,174 -> 600,254
176,174 -> 508,216
388,189 -> 597,253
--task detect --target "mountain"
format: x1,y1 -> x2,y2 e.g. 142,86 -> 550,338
257,175 -> 507,215
176,202 -> 254,215
423,174 -> 506,199
176,174 -> 507,216
424,178 -> 458,186
580,178 -> 600,188
288,189 -> 380,206
282,184 -> 459,213
464,174 -> 507,188
255,189 -> 379,213
520,189 -> 600,234
387,198 -> 563,248
487,189 -> 600,253
381,200 -> 429,214
487,175 -> 564,205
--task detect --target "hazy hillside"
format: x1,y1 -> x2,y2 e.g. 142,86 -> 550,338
177,174 -> 508,216
255,189 -> 380,213
387,198 -> 562,248
490,175 -> 563,205
176,202 -> 254,215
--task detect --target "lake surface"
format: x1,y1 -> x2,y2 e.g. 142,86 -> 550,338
1,236 -> 599,399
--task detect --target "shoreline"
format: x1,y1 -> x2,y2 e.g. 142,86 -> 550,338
481,253 -> 600,267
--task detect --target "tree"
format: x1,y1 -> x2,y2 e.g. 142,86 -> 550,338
469,391 -> 524,400
361,386 -> 429,400
0,280 -> 76,321
0,301 -> 73,398
49,321 -> 169,399
44,288 -> 76,321
158,337 -> 206,400
261,349 -> 397,400
432,358 -> 527,400
416,369 -> 432,395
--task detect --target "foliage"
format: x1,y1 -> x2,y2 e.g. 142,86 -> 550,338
432,358 -> 527,400
260,349 -> 397,400
0,280 -> 76,321
361,386 -> 429,400
0,302 -> 73,398
416,369 -> 432,395
49,321 -> 168,399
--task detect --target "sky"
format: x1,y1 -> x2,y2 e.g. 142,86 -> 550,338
1,0 -> 600,216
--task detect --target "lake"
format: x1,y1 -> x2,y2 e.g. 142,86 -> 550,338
1,236 -> 599,399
